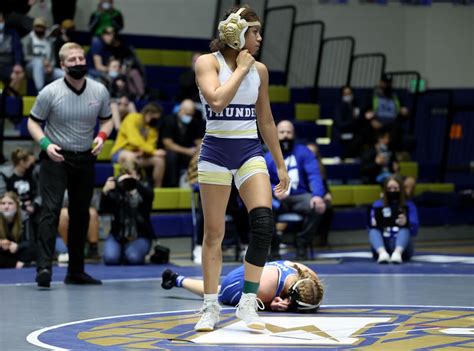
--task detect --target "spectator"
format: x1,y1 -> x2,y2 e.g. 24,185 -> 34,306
4,149 -> 40,224
1,0 -> 35,38
110,94 -> 136,130
52,19 -> 78,69
100,57 -> 129,98
0,191 -> 37,268
159,99 -> 203,187
109,35 -> 146,99
333,85 -> 363,159
100,160 -> 154,265
22,17 -> 64,92
306,142 -> 334,248
51,0 -> 76,26
7,63 -> 26,95
368,175 -> 419,263
111,103 -> 166,187
177,52 -> 201,103
88,0 -> 124,38
364,74 -> 408,129
87,26 -> 115,79
265,120 -> 326,260
0,10 -> 24,84
360,130 -> 399,184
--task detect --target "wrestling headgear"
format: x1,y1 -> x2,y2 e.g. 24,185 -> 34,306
218,8 -> 261,51
288,278 -> 321,313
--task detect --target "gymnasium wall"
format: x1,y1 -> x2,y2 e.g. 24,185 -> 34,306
31,0 -> 474,88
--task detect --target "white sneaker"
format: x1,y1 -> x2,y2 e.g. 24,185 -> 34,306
193,245 -> 202,265
390,251 -> 403,264
194,301 -> 221,332
377,251 -> 390,264
235,293 -> 266,330
58,253 -> 69,264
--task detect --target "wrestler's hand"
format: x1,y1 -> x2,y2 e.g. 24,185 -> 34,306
270,297 -> 290,312
236,49 -> 255,72
46,144 -> 64,162
274,167 -> 290,198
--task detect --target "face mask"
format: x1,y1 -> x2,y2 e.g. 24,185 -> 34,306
101,2 -> 112,10
0,23 -> 5,31
108,70 -> 119,78
342,95 -> 353,103
279,139 -> 294,153
34,30 -> 46,37
386,191 -> 400,203
148,118 -> 160,128
382,86 -> 392,96
66,64 -> 87,80
2,210 -> 16,220
148,118 -> 158,128
25,165 -> 35,177
180,115 -> 192,125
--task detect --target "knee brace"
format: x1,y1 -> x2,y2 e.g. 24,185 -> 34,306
245,207 -> 274,267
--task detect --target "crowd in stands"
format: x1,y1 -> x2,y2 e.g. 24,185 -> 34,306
0,0 -> 433,270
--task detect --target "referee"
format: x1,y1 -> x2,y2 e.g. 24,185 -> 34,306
28,43 -> 113,288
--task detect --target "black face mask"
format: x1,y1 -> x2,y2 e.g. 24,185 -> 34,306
66,64 -> 87,80
386,191 -> 400,203
279,139 -> 294,153
24,165 -> 35,178
34,30 -> 46,37
148,118 -> 161,128
382,86 -> 393,96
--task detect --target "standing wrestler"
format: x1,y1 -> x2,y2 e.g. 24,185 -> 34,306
194,5 -> 290,331
28,42 -> 113,288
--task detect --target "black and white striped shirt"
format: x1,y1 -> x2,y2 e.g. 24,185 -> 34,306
30,78 -> 112,152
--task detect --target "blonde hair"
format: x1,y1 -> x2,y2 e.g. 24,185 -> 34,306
58,42 -> 84,62
292,264 -> 324,309
119,159 -> 140,176
0,192 -> 22,242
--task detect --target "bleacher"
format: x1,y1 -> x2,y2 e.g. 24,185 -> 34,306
2,15 -> 473,241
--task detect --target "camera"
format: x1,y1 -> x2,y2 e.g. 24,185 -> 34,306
116,176 -> 137,191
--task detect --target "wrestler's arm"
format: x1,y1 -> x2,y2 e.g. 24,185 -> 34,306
195,52 -> 252,113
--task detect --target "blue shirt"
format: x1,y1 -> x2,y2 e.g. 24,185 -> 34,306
265,143 -> 325,198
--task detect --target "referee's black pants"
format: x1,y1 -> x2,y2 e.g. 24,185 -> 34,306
37,151 -> 95,274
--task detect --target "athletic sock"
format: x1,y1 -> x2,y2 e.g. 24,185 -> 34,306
204,293 -> 218,303
243,280 -> 259,294
175,275 -> 185,287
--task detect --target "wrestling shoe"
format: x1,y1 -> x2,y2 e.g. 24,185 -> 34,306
194,301 -> 221,332
161,269 -> 178,290
235,292 -> 266,330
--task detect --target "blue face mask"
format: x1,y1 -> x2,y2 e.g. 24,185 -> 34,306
108,71 -> 119,78
180,115 -> 192,125
0,23 -> 5,31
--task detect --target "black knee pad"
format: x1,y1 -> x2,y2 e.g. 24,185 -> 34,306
245,207 -> 274,267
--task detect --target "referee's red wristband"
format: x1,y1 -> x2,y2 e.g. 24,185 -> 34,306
97,131 -> 108,142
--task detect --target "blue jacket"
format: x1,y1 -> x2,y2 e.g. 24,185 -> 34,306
369,199 -> 419,237
265,144 -> 325,200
